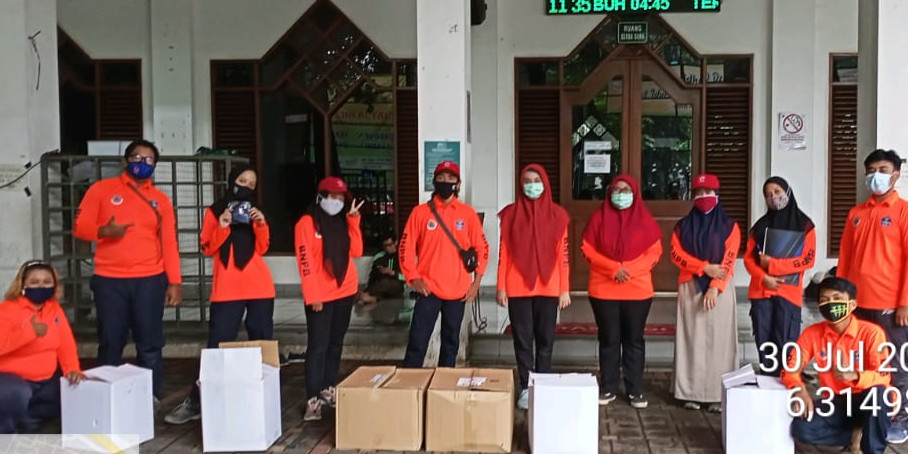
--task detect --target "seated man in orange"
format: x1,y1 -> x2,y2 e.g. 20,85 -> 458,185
0,261 -> 85,434
782,277 -> 894,454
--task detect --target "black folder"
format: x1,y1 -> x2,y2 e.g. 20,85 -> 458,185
763,228 -> 806,286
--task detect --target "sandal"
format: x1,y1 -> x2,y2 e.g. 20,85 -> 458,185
682,401 -> 701,410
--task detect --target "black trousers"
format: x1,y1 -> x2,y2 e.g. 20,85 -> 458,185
190,298 -> 275,404
508,296 -> 558,390
304,295 -> 355,399
791,386 -> 891,454
590,297 -> 652,396
402,294 -> 465,368
750,296 -> 801,377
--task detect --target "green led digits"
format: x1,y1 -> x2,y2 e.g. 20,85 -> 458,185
546,0 -> 721,15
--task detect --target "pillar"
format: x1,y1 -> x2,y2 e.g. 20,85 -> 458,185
150,0 -> 194,155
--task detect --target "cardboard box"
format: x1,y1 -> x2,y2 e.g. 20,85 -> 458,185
61,364 -> 154,447
722,365 -> 794,454
336,366 -> 435,451
528,373 -> 598,454
427,368 -> 514,453
200,344 -> 282,453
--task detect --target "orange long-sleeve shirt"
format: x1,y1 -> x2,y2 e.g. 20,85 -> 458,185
0,297 -> 81,382
838,192 -> 908,310
399,196 -> 490,301
497,228 -> 569,298
74,173 -> 182,284
781,317 -> 890,394
294,214 -> 363,305
199,210 -> 275,303
743,228 -> 817,306
669,224 -> 741,293
581,239 -> 662,301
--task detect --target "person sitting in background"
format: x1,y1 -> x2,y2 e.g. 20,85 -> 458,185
0,261 -> 85,434
359,232 -> 405,305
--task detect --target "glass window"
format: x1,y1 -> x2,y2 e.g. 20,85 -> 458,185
572,76 -> 623,200
518,61 -> 559,86
640,76 -> 693,201
100,62 -> 140,86
705,57 -> 751,84
214,62 -> 255,87
564,41 -> 607,86
832,56 -> 858,83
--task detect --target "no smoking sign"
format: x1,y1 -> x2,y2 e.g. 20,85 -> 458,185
778,112 -> 807,150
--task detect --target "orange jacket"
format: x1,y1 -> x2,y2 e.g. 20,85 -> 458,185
294,214 -> 363,305
670,224 -> 741,293
74,173 -> 181,284
743,229 -> 817,306
0,297 -> 81,381
781,317 -> 890,394
497,228 -> 569,298
581,239 -> 662,301
399,196 -> 490,301
200,210 -> 275,303
838,192 -> 908,310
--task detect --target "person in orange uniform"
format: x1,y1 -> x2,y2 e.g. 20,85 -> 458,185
581,174 -> 662,409
400,160 -> 489,369
497,164 -> 570,410
165,164 -> 275,425
295,176 -> 364,422
73,139 -> 181,403
670,174 -> 740,413
839,149 -> 908,439
744,176 -> 816,377
0,261 -> 85,434
782,277 -> 893,454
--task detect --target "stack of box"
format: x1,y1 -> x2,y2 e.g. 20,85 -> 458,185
199,340 -> 282,453
528,373 -> 599,454
722,364 -> 794,454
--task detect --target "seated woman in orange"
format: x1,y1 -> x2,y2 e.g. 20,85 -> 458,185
0,261 -> 84,434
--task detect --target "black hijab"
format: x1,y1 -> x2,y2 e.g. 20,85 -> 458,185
209,165 -> 257,270
751,176 -> 814,260
308,194 -> 351,287
675,199 -> 736,293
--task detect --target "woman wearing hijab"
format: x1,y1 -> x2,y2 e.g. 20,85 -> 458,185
670,174 -> 740,413
165,164 -> 276,425
0,260 -> 84,434
295,177 -> 364,422
581,174 -> 663,409
497,164 -> 571,410
744,176 -> 816,377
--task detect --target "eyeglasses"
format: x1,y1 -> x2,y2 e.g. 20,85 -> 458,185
127,155 -> 156,165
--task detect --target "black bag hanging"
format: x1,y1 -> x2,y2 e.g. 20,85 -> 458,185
428,201 -> 478,273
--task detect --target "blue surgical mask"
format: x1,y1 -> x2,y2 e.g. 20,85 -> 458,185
523,182 -> 544,200
611,192 -> 633,210
127,161 -> 155,180
866,172 -> 893,195
319,197 -> 345,216
23,287 -> 54,304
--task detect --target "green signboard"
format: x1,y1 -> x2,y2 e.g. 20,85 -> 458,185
424,141 -> 461,191
546,0 -> 720,15
617,22 -> 648,44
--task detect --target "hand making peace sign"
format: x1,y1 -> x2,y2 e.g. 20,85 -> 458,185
348,198 -> 366,217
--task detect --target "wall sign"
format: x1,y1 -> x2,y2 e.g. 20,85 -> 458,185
546,0 -> 721,15
777,112 -> 807,151
617,22 -> 648,44
424,141 -> 461,190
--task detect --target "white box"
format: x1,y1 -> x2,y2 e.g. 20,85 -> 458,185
528,373 -> 598,454
722,365 -> 794,454
61,364 -> 154,447
199,347 -> 282,453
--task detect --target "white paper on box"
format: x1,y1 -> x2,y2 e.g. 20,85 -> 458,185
456,377 -> 487,387
722,371 -> 794,454
528,373 -> 598,454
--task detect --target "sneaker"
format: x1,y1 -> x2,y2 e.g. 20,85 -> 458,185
706,403 -> 722,414
164,398 -> 201,425
319,387 -> 337,408
887,427 -> 908,444
682,401 -> 701,410
516,389 -> 529,410
303,397 -> 323,421
598,392 -> 617,406
284,352 -> 306,365
629,394 -> 648,409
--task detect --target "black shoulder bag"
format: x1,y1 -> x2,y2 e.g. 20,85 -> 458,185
428,201 -> 478,273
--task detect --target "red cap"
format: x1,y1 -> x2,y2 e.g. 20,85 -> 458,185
692,173 -> 720,190
317,176 -> 348,193
434,160 -> 460,179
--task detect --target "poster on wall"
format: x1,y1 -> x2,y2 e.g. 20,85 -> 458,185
332,97 -> 395,171
424,141 -> 461,190
778,112 -> 808,151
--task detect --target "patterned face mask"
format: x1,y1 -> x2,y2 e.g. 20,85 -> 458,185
818,300 -> 852,324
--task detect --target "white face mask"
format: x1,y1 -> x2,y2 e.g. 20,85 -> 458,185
865,172 -> 894,195
319,197 -> 344,216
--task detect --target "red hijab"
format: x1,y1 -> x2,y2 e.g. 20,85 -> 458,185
499,164 -> 570,288
582,174 -> 662,261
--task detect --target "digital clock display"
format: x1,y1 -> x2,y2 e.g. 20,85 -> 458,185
546,0 -> 721,15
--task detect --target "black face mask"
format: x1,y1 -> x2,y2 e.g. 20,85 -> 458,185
233,185 -> 255,201
434,181 -> 457,199
819,300 -> 852,324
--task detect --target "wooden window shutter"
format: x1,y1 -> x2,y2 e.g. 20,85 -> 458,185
395,90 -> 418,231
516,89 -> 561,202
212,91 -> 257,161
704,86 -> 751,255
97,90 -> 143,140
828,84 -> 858,257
